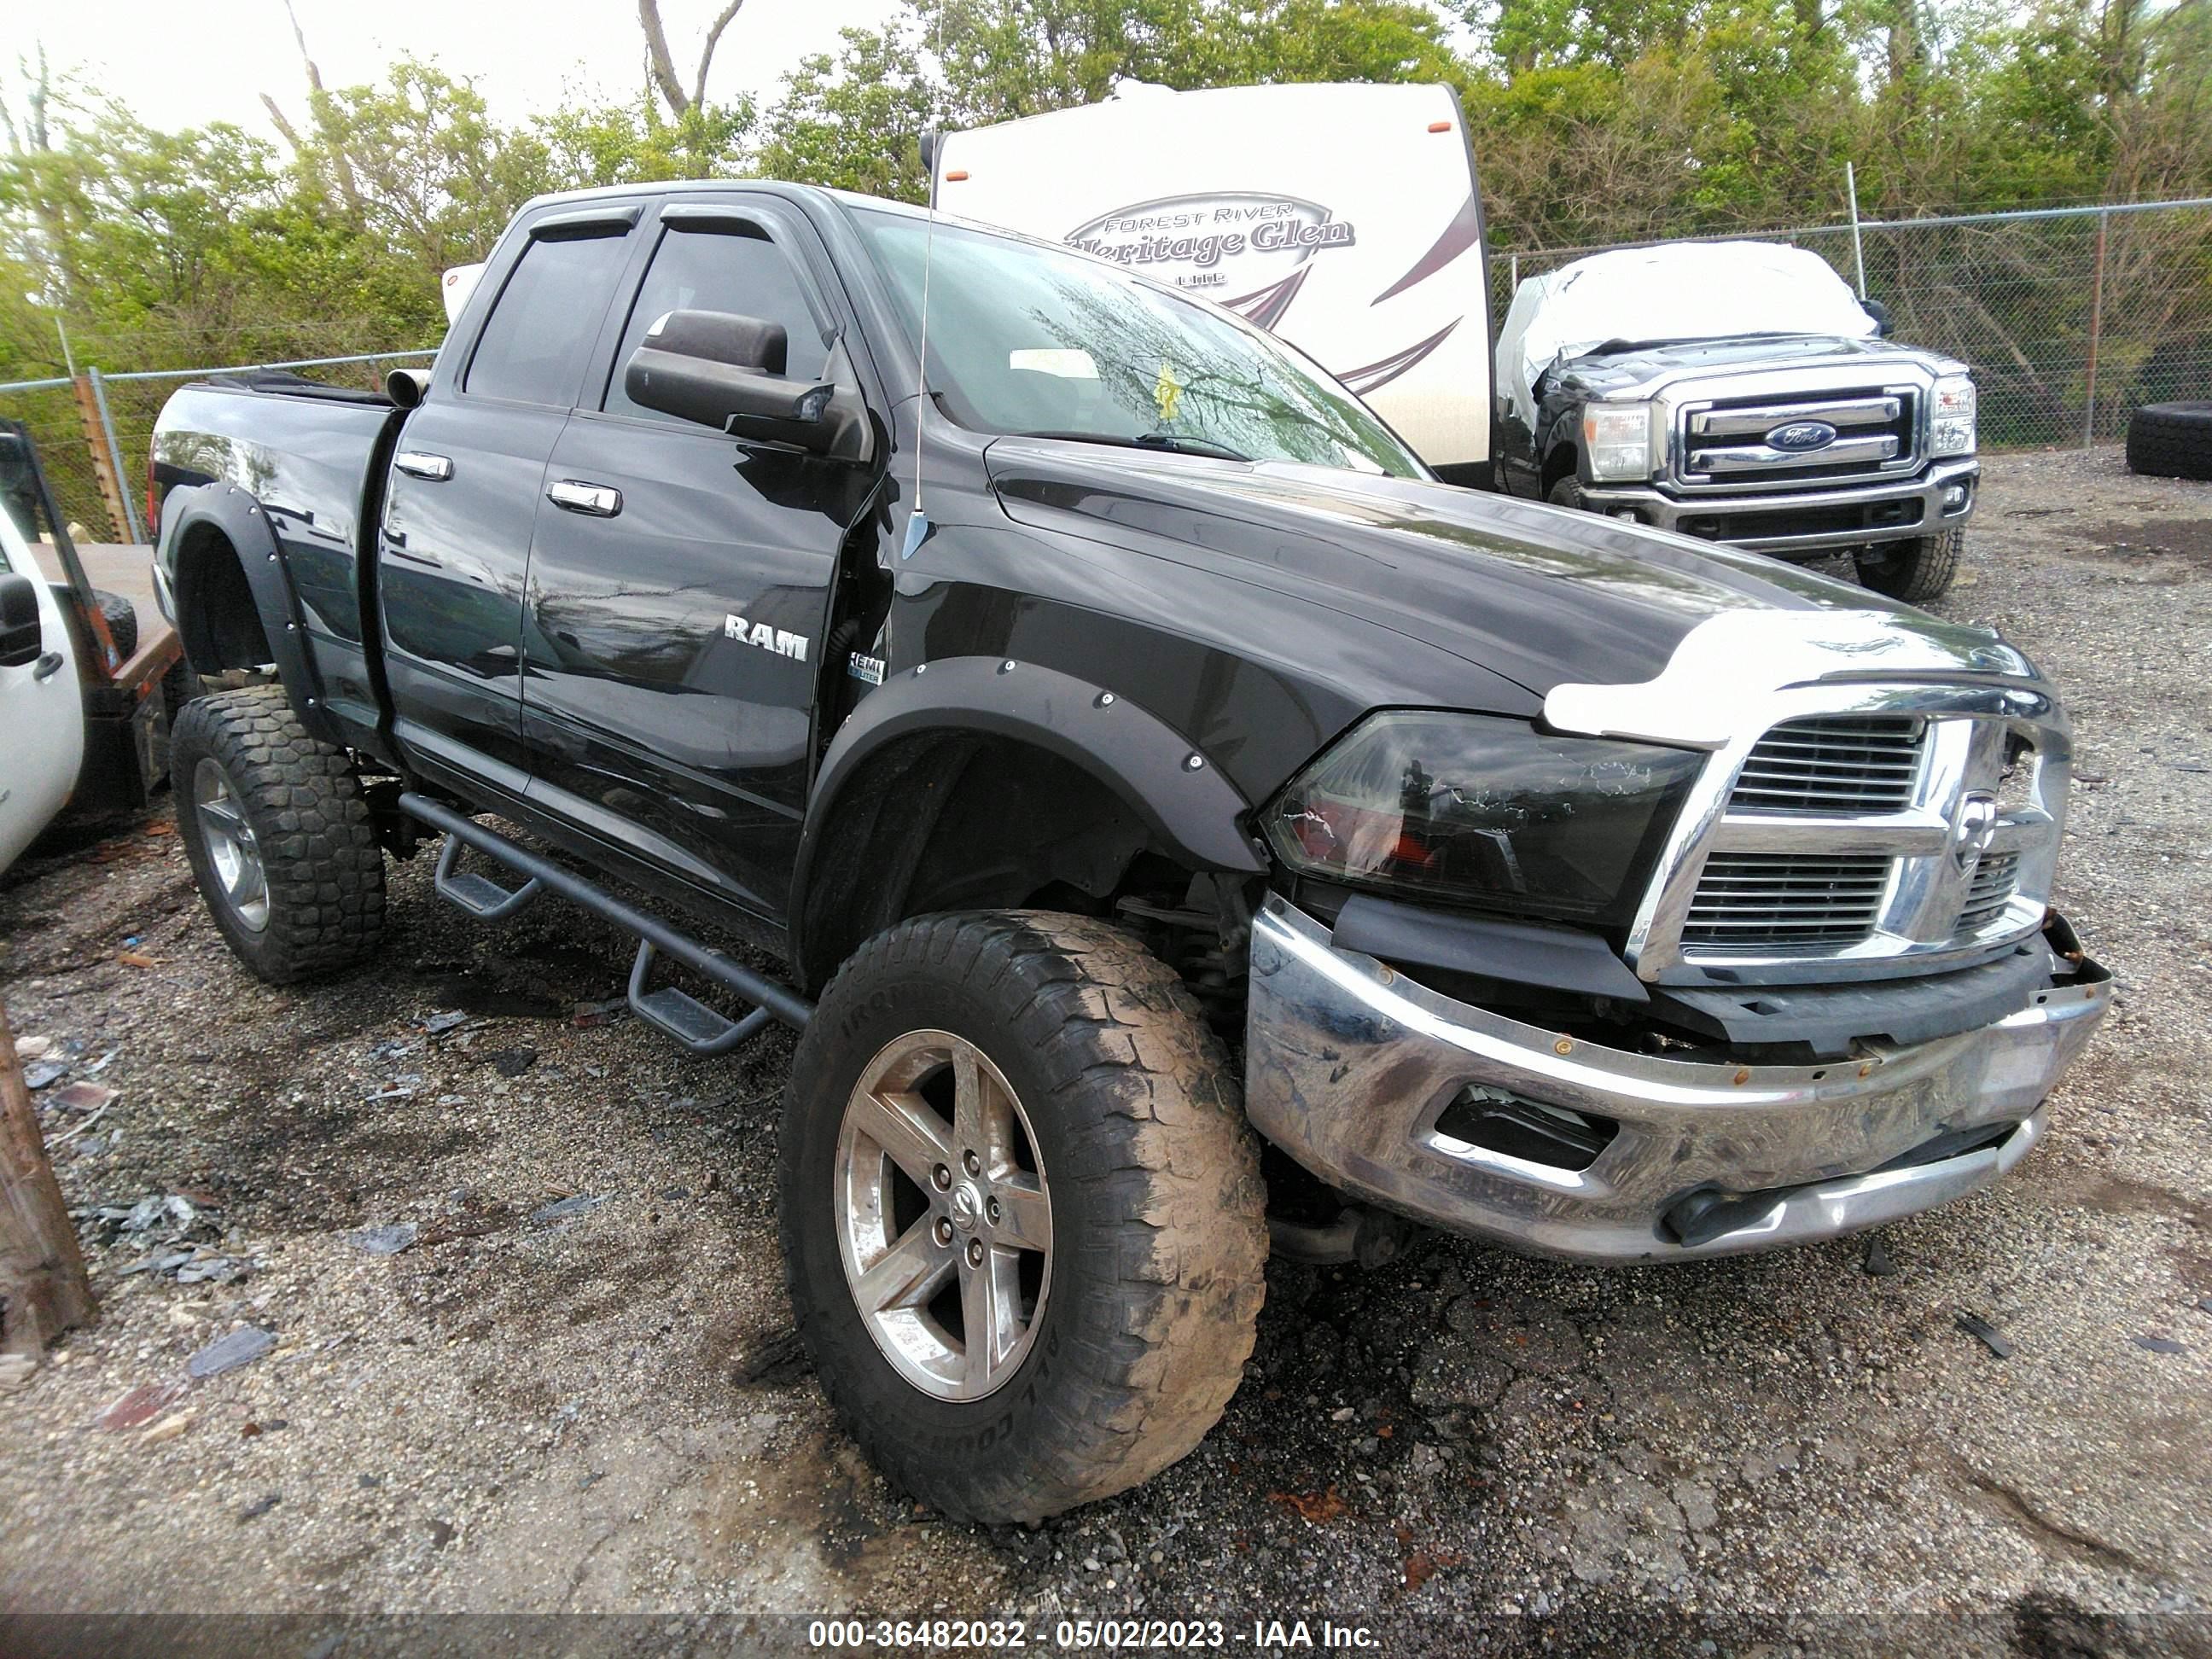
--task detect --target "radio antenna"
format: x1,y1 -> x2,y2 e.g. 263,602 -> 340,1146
899,16 -> 946,563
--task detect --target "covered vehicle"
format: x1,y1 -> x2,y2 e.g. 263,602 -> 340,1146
1494,241 -> 1979,602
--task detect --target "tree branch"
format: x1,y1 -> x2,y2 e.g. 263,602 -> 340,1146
638,0 -> 691,116
259,93 -> 307,154
693,1 -> 748,110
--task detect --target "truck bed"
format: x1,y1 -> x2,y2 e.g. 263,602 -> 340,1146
152,379 -> 405,752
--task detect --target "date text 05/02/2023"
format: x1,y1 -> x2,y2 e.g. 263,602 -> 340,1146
806,1616 -> 1382,1650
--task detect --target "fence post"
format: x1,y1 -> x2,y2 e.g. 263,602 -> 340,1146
2083,208 -> 2110,448
1845,162 -> 1869,300
88,369 -> 145,544
68,373 -> 131,544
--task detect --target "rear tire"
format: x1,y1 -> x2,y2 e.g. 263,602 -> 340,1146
172,685 -> 385,983
2125,400 -> 2212,480
780,910 -> 1267,1522
1855,526 -> 1962,603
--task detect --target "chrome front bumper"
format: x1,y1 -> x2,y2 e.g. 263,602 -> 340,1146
1578,457 -> 1979,557
1244,896 -> 2108,1263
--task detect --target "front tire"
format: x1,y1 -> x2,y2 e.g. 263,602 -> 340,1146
1855,526 -> 1963,603
780,911 -> 1267,1522
172,685 -> 386,983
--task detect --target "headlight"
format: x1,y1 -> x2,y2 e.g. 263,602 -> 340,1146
1582,401 -> 1656,482
1265,712 -> 1704,928
1930,375 -> 1976,457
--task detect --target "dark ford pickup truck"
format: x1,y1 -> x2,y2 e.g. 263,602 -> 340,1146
149,183 -> 2107,1522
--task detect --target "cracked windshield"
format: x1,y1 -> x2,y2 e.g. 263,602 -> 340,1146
857,209 -> 1425,478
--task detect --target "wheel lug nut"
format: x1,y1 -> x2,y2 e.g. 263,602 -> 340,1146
987,1197 -> 1001,1225
966,1239 -> 985,1267
963,1150 -> 981,1177
934,1217 -> 954,1247
931,1163 -> 952,1190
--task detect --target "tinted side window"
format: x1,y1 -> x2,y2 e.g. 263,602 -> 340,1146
604,225 -> 827,422
467,230 -> 632,406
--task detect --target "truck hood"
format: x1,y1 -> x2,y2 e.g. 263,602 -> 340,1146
986,438 -> 1915,697
1554,333 -> 1949,398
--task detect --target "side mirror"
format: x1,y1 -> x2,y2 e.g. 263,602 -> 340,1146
386,366 -> 429,410
1863,298 -> 1894,338
623,310 -> 873,463
0,571 -> 44,668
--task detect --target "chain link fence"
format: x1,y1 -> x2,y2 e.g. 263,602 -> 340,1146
1490,196 -> 2212,451
0,350 -> 433,545
8,196 -> 2209,539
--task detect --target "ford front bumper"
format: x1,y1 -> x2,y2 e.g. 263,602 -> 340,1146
1578,457 -> 1979,558
1244,895 -> 2108,1263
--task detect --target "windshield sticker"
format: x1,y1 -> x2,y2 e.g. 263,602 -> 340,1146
1067,193 -> 1353,322
1153,362 -> 1185,423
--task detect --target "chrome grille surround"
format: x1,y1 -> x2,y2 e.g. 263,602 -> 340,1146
1545,609 -> 2070,986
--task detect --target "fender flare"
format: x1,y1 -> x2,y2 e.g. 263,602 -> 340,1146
790,656 -> 1266,960
160,480 -> 342,746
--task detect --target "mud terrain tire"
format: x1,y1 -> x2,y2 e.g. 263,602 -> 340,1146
92,588 -> 137,660
172,684 -> 385,982
780,911 -> 1268,1523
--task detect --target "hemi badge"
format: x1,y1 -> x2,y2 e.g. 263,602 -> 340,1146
847,653 -> 887,685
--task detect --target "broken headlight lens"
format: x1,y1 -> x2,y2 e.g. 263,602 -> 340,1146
1266,713 -> 1704,928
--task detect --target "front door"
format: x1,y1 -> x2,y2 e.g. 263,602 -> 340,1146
520,198 -> 863,918
378,209 -> 640,794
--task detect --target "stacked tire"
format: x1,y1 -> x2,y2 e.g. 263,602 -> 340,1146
2125,402 -> 2212,481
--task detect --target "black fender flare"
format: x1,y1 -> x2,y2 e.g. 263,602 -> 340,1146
789,656 -> 1266,967
161,480 -> 342,746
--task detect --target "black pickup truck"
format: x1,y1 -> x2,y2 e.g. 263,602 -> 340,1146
150,183 -> 2108,1522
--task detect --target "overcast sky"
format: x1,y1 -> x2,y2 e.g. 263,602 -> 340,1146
9,0 -> 904,142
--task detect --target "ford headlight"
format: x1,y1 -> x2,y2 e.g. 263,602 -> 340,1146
1582,401 -> 1656,482
1930,375 -> 1976,457
1265,713 -> 1703,928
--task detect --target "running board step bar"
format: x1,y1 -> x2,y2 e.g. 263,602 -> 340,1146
434,833 -> 543,920
400,792 -> 812,1045
628,940 -> 776,1056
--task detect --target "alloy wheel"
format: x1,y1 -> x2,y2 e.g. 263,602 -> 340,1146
833,1029 -> 1053,1400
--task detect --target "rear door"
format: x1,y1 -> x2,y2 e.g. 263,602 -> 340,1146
378,205 -> 643,794
519,195 -> 862,918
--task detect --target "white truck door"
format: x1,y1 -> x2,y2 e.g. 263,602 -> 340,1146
0,513 -> 84,872
935,82 -> 1493,479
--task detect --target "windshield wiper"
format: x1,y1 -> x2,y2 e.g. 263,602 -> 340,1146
1014,429 -> 1250,462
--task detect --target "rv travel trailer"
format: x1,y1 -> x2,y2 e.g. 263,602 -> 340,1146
932,81 -> 1493,482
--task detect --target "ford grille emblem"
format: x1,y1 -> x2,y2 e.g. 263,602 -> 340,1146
1768,420 -> 1839,452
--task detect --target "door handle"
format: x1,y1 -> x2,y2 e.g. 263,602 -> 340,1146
395,451 -> 453,481
32,652 -> 64,681
547,480 -> 622,517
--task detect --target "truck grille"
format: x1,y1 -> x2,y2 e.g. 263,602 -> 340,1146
1958,851 -> 2021,933
1729,715 -> 1924,815
1676,388 -> 1917,492
1680,853 -> 1891,948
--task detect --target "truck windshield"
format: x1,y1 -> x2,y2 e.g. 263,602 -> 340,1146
853,207 -> 1425,479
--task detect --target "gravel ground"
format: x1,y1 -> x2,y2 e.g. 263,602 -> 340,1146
2,446 -> 2208,1656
